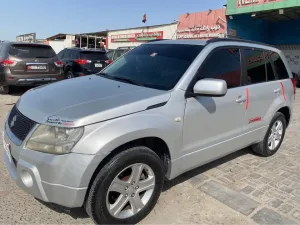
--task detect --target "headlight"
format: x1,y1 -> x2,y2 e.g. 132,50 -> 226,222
25,125 -> 84,154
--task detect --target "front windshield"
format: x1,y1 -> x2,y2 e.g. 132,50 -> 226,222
100,44 -> 203,90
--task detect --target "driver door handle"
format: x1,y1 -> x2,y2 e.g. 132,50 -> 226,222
236,96 -> 246,104
274,88 -> 281,94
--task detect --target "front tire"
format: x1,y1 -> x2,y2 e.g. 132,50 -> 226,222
252,112 -> 286,157
86,146 -> 164,224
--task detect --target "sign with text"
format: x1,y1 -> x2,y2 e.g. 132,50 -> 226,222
237,0 -> 284,8
16,33 -> 36,43
177,9 -> 227,40
111,31 -> 163,42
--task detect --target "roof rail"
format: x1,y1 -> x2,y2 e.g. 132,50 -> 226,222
146,39 -> 170,43
206,38 -> 274,47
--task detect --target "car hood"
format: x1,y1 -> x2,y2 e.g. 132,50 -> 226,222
17,75 -> 171,127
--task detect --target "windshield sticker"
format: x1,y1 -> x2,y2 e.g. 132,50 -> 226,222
46,115 -> 75,126
150,52 -> 157,57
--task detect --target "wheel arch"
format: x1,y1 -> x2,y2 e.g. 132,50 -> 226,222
83,136 -> 172,205
277,106 -> 291,127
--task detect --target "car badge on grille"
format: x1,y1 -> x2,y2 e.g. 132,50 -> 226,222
10,115 -> 17,128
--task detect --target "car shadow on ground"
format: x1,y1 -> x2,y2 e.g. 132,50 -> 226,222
9,86 -> 32,97
36,199 -> 90,219
163,147 -> 252,191
35,147 -> 253,220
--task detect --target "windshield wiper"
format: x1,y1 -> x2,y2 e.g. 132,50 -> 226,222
97,73 -> 146,87
111,76 -> 144,86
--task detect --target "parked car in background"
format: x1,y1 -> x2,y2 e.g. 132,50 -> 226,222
3,39 -> 295,224
57,48 -> 111,79
0,42 -> 63,94
292,71 -> 300,87
107,47 -> 133,61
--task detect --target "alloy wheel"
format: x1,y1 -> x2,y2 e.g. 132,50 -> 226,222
268,120 -> 283,150
106,163 -> 155,219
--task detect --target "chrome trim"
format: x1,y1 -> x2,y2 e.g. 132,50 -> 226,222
25,63 -> 48,65
18,78 -> 57,82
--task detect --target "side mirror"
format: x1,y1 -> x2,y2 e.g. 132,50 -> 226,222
193,78 -> 227,97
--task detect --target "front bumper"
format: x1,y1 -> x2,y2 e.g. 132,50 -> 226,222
3,125 -> 104,208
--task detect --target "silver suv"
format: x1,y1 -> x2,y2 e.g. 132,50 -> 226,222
3,39 -> 296,224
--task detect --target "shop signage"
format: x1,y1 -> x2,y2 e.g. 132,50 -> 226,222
237,0 -> 283,8
177,25 -> 221,33
176,25 -> 225,39
177,9 -> 227,40
111,31 -> 163,42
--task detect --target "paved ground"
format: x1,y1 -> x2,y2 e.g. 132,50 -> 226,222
1,87 -> 300,224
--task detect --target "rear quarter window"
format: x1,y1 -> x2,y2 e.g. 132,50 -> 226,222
9,44 -> 56,58
270,52 -> 290,80
80,51 -> 108,60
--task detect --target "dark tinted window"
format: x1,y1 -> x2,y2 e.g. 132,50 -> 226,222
102,44 -> 203,90
80,51 -> 108,60
63,50 -> 71,59
270,52 -> 289,79
106,51 -> 113,60
113,50 -> 126,60
197,48 -> 241,88
9,44 -> 56,58
57,50 -> 65,59
244,49 -> 266,85
63,49 -> 77,59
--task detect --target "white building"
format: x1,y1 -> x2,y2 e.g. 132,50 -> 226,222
107,22 -> 178,49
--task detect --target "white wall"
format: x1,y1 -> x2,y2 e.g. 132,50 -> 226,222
49,40 -> 65,53
49,35 -> 76,53
107,23 -> 178,49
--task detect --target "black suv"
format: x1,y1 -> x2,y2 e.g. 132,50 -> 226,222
57,48 -> 110,79
0,42 -> 63,94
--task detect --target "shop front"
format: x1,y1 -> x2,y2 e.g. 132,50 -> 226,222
107,22 -> 177,49
176,8 -> 227,40
226,0 -> 300,73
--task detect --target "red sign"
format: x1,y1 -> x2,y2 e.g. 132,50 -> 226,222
237,0 -> 283,8
111,31 -> 163,43
177,9 -> 227,40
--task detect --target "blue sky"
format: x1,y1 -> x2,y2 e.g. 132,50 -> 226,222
1,0 -> 226,41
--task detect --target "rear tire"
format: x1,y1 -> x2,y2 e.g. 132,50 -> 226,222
0,85 -> 9,95
252,112 -> 286,157
65,70 -> 74,79
85,146 -> 164,224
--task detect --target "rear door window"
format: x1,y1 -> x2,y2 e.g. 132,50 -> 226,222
196,48 -> 242,89
265,51 -> 276,82
270,52 -> 290,80
244,49 -> 266,85
80,51 -> 108,60
9,44 -> 56,58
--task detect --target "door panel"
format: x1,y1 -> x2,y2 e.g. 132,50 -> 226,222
243,50 -> 282,145
181,47 -> 246,173
182,87 -> 246,155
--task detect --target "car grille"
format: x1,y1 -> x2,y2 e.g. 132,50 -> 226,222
7,105 -> 36,141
